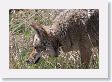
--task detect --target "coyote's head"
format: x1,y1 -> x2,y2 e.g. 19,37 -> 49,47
26,23 -> 57,64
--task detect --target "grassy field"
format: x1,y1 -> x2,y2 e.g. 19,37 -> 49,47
9,9 -> 99,69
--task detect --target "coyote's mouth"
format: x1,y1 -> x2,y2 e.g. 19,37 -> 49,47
26,47 -> 41,64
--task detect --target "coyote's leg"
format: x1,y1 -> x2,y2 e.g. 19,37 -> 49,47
79,41 -> 92,68
79,31 -> 92,69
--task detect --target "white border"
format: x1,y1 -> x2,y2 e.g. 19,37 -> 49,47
0,0 -> 108,78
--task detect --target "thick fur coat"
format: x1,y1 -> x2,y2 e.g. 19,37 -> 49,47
27,9 -> 99,68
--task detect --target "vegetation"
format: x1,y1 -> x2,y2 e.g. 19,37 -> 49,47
9,9 -> 99,69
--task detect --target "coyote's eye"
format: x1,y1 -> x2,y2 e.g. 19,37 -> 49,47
41,42 -> 46,50
43,42 -> 46,46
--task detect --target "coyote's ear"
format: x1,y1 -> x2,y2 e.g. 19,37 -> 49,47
30,22 -> 41,30
30,22 -> 43,35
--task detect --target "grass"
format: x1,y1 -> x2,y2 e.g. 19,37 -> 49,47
9,9 -> 99,69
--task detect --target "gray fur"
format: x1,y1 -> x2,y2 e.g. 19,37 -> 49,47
27,9 -> 99,68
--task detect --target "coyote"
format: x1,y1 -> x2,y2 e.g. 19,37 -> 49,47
26,9 -> 99,68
